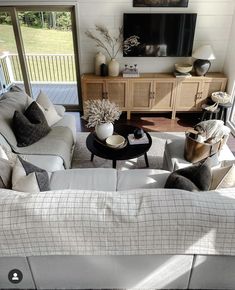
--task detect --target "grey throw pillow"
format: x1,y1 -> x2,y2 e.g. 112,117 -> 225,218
165,162 -> 212,192
12,101 -> 50,147
0,158 -> 13,189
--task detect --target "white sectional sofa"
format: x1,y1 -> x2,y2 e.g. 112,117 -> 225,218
0,168 -> 235,289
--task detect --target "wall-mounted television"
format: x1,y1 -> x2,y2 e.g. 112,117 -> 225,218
123,13 -> 197,57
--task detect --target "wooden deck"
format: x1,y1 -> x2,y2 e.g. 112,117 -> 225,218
18,83 -> 78,105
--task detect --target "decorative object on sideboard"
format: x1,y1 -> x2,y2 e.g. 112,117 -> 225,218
108,59 -> 120,77
175,63 -> 193,74
133,0 -> 188,7
82,99 -> 122,141
192,45 -> 216,76
123,64 -> 139,77
100,63 -> 108,76
95,52 -> 106,76
85,25 -> 140,77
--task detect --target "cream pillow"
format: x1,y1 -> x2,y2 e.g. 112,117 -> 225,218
36,90 -> 62,126
12,157 -> 50,193
12,158 -> 40,193
211,164 -> 235,190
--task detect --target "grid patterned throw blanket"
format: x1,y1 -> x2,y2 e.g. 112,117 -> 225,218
0,188 -> 235,257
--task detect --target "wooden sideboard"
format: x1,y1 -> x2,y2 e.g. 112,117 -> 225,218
81,73 -> 227,119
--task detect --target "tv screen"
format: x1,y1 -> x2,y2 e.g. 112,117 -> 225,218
123,13 -> 197,57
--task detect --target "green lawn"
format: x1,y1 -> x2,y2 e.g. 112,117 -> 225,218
0,24 -> 74,54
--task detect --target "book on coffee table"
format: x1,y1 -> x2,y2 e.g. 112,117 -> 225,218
127,133 -> 149,145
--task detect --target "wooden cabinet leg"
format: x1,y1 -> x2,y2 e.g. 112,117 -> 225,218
171,110 -> 176,119
127,111 -> 131,120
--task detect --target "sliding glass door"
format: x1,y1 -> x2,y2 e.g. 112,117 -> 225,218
0,10 -> 24,93
0,6 -> 81,110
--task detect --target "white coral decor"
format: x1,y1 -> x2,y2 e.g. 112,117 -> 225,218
83,99 -> 122,128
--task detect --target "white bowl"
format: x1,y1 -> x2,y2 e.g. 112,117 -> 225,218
106,135 -> 125,148
175,63 -> 193,74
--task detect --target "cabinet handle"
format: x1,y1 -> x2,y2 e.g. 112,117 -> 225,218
149,92 -> 155,99
197,92 -> 203,99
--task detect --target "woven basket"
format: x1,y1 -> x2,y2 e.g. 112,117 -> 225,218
211,91 -> 231,104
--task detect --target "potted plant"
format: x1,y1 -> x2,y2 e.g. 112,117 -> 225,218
83,99 -> 122,140
85,25 -> 140,76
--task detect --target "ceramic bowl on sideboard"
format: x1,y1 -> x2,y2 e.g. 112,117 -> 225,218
175,63 -> 193,74
106,135 -> 125,148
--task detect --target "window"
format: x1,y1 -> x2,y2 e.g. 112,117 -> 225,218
0,6 -> 81,111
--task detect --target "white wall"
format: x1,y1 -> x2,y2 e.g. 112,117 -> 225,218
78,0 -> 235,74
224,7 -> 235,96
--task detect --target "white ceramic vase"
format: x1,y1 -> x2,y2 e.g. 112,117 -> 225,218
108,58 -> 119,77
95,123 -> 114,141
95,52 -> 106,76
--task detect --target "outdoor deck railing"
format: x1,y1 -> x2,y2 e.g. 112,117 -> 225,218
0,52 -> 76,87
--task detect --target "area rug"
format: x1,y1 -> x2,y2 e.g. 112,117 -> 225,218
72,132 -> 185,170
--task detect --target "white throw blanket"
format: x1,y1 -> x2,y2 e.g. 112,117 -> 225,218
0,188 -> 235,257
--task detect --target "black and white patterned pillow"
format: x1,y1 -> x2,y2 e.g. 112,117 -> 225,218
12,101 -> 50,147
12,156 -> 50,193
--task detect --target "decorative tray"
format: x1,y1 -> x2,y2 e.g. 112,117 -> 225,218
93,133 -> 128,150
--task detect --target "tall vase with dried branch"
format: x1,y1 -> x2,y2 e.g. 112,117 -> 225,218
85,25 -> 140,76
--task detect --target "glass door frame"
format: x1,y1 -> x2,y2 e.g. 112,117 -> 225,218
0,5 -> 82,112
228,95 -> 235,135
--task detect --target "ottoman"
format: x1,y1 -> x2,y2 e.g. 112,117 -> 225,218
163,138 -> 235,172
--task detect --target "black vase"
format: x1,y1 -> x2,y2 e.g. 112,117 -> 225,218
194,59 -> 211,76
100,63 -> 108,76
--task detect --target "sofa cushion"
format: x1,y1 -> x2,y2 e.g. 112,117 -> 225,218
165,162 -> 212,191
117,169 -> 170,191
50,168 -> 117,191
52,114 -> 76,142
12,156 -> 50,193
12,102 -> 50,147
37,91 -> 62,126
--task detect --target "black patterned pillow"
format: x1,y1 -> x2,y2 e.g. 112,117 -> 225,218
12,101 -> 50,147
12,156 -> 50,192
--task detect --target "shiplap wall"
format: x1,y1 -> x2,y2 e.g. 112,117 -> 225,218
78,0 -> 235,74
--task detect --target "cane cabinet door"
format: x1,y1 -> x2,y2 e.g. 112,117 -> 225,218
105,80 -> 128,110
176,79 -> 203,111
130,80 -> 153,110
151,79 -> 176,111
82,80 -> 106,101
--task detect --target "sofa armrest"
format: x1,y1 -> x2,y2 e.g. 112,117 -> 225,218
54,105 -> 66,117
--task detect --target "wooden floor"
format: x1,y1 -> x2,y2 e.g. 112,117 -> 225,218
70,112 -> 235,155
18,83 -> 78,105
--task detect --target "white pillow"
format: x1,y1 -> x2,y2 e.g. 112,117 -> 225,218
12,157 -> 50,193
36,90 -> 62,126
12,158 -> 40,193
211,164 -> 235,189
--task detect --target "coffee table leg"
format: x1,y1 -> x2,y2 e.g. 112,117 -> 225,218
113,160 -> 117,168
91,153 -> 94,162
144,152 -> 149,168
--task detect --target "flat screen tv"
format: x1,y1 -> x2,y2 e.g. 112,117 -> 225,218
123,13 -> 197,57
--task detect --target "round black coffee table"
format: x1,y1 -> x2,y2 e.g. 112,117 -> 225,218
86,124 -> 152,168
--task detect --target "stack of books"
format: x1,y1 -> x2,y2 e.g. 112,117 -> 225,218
127,133 -> 149,145
174,71 -> 192,78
